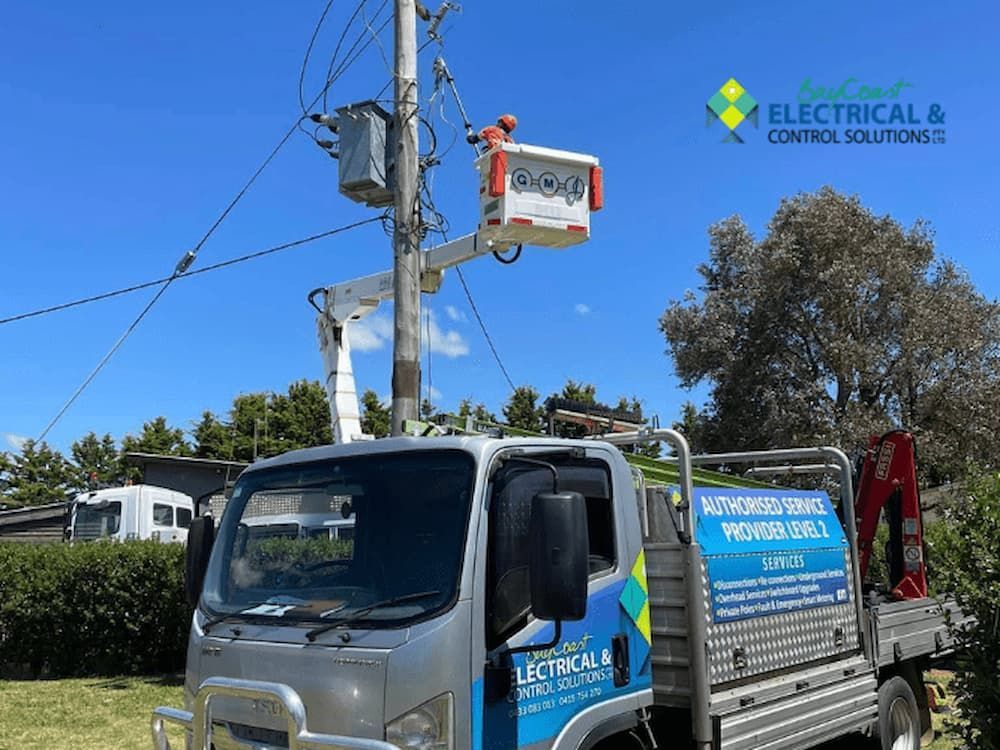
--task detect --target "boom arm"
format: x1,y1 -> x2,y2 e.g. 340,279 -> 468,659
315,232 -> 512,442
854,430 -> 928,600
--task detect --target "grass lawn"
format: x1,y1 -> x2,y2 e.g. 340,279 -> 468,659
0,671 -> 964,750
0,675 -> 184,750
925,670 -> 960,750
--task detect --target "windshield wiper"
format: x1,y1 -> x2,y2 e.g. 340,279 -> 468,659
202,597 -> 306,633
305,590 -> 442,642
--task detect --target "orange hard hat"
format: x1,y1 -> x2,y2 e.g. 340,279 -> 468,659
498,113 -> 517,132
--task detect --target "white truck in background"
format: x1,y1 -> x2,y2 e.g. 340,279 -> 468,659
69,485 -> 194,544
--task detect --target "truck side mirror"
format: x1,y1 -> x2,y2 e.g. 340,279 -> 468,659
185,516 -> 215,608
529,491 -> 589,622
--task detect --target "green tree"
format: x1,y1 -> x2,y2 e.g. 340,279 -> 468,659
933,472 -> 1000,749
194,381 -> 334,463
268,380 -> 333,454
502,386 -> 545,433
660,187 -> 1000,482
473,403 -> 496,423
559,379 -> 597,405
228,393 -> 271,461
0,451 -> 14,498
420,398 -> 437,420
548,379 -> 601,438
121,417 -> 191,457
4,440 -> 74,506
192,411 -> 233,460
70,432 -> 123,488
672,401 -> 708,455
360,390 -> 390,438
616,396 -> 661,458
458,398 -> 496,423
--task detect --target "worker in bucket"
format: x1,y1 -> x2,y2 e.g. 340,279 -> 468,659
468,113 -> 517,150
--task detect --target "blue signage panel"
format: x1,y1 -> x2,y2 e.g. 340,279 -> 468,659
682,488 -> 851,623
706,548 -> 850,622
693,488 -> 848,555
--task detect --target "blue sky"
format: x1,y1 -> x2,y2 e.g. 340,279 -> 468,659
1,1 -> 997,454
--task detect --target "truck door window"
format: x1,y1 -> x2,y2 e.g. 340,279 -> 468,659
176,507 -> 192,529
152,503 -> 174,527
487,457 -> 615,649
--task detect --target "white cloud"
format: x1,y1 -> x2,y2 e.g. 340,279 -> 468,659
349,309 -> 469,359
428,385 -> 443,401
574,303 -> 592,316
350,315 -> 394,352
445,305 -> 466,323
422,309 -> 470,358
2,433 -> 28,452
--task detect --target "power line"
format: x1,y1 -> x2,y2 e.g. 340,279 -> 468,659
32,217 -> 379,442
2,218 -> 380,326
408,57 -> 516,394
31,5 -> 397,440
324,0 -> 388,112
453,266 -> 516,392
36,280 -> 174,443
199,1 -> 393,259
298,0 -> 338,117
425,301 -> 433,411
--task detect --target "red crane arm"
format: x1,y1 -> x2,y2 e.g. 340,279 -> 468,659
854,430 -> 928,600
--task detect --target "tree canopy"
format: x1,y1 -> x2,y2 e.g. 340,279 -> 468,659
360,390 -> 391,438
194,380 -> 334,462
660,187 -> 1000,482
502,386 -> 546,433
3,440 -> 75,506
121,417 -> 191,458
70,432 -> 124,488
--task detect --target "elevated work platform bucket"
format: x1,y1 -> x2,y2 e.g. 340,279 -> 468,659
475,143 -> 602,249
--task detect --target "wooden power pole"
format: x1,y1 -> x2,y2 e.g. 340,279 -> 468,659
391,0 -> 421,436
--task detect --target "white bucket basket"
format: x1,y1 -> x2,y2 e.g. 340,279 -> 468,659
475,143 -> 602,249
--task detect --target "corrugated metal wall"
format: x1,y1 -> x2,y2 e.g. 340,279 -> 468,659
0,504 -> 67,544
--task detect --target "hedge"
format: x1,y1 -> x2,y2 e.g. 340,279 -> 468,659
0,541 -> 191,677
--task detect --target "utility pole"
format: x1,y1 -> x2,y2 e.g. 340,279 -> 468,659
391,0 -> 421,436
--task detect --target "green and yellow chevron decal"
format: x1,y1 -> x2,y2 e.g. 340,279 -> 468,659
618,549 -> 651,645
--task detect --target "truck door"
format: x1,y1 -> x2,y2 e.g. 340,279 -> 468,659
476,452 -> 652,749
141,489 -> 175,542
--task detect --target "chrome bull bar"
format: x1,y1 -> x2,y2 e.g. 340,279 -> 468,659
151,677 -> 397,750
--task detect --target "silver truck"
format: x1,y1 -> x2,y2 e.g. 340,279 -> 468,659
152,430 -> 962,750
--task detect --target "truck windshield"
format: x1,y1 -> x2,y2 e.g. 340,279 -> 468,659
201,449 -> 475,627
73,501 -> 122,540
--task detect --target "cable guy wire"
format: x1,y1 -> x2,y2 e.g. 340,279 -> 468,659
31,218 -> 380,442
1,219 -> 380,327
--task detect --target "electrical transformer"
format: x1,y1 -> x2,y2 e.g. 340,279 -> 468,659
335,101 -> 395,208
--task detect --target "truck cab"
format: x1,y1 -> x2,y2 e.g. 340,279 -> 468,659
156,436 -> 646,749
154,432 -> 961,750
70,485 -> 194,544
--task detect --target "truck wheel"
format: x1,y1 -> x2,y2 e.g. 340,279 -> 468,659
877,676 -> 921,750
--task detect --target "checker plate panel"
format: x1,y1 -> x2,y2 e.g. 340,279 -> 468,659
704,549 -> 859,685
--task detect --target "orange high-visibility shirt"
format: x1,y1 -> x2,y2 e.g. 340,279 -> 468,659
478,125 -> 513,150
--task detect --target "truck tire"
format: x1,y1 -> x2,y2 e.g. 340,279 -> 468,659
877,676 -> 921,750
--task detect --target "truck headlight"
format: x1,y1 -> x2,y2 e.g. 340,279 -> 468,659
385,693 -> 453,750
